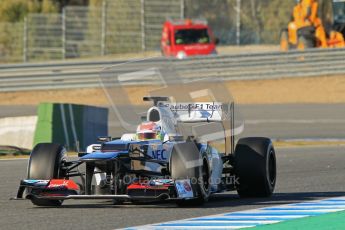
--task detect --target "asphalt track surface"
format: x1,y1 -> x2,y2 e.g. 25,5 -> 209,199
1,103 -> 344,229
1,145 -> 345,230
2,103 -> 345,140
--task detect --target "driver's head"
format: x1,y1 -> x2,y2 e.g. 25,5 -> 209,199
136,121 -> 162,140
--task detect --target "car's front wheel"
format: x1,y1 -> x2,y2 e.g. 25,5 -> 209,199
27,143 -> 66,206
170,142 -> 211,206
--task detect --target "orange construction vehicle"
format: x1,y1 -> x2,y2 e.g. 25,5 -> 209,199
280,0 -> 345,50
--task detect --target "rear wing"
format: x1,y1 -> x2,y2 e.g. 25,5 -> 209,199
157,102 -> 225,122
144,97 -> 235,155
164,101 -> 235,155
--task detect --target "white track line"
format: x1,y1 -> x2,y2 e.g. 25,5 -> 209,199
123,196 -> 345,230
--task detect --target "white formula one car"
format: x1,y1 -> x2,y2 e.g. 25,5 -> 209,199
15,97 -> 276,206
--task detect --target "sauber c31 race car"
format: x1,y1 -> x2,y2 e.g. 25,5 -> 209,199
14,97 -> 276,207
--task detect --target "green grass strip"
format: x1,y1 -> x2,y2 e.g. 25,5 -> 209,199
254,210 -> 345,230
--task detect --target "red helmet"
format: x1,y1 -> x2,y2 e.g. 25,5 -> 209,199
136,122 -> 162,140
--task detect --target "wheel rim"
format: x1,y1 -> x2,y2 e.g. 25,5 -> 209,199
267,149 -> 276,186
201,158 -> 210,191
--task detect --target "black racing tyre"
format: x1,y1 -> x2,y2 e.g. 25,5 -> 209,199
234,137 -> 276,198
170,142 -> 210,206
27,143 -> 66,206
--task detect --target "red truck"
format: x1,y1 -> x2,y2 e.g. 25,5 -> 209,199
161,19 -> 218,59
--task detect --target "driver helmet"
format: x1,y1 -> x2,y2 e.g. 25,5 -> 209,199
136,121 -> 163,140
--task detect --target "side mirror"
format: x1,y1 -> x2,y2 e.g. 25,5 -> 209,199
169,135 -> 184,142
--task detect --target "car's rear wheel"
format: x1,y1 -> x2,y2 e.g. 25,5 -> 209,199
170,142 -> 210,206
27,143 -> 66,206
234,137 -> 276,197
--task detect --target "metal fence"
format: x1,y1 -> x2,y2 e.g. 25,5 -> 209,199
0,0 -> 281,63
26,14 -> 64,62
0,22 -> 24,63
64,6 -> 103,58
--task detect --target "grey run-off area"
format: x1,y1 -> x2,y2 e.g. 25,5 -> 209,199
2,103 -> 345,141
